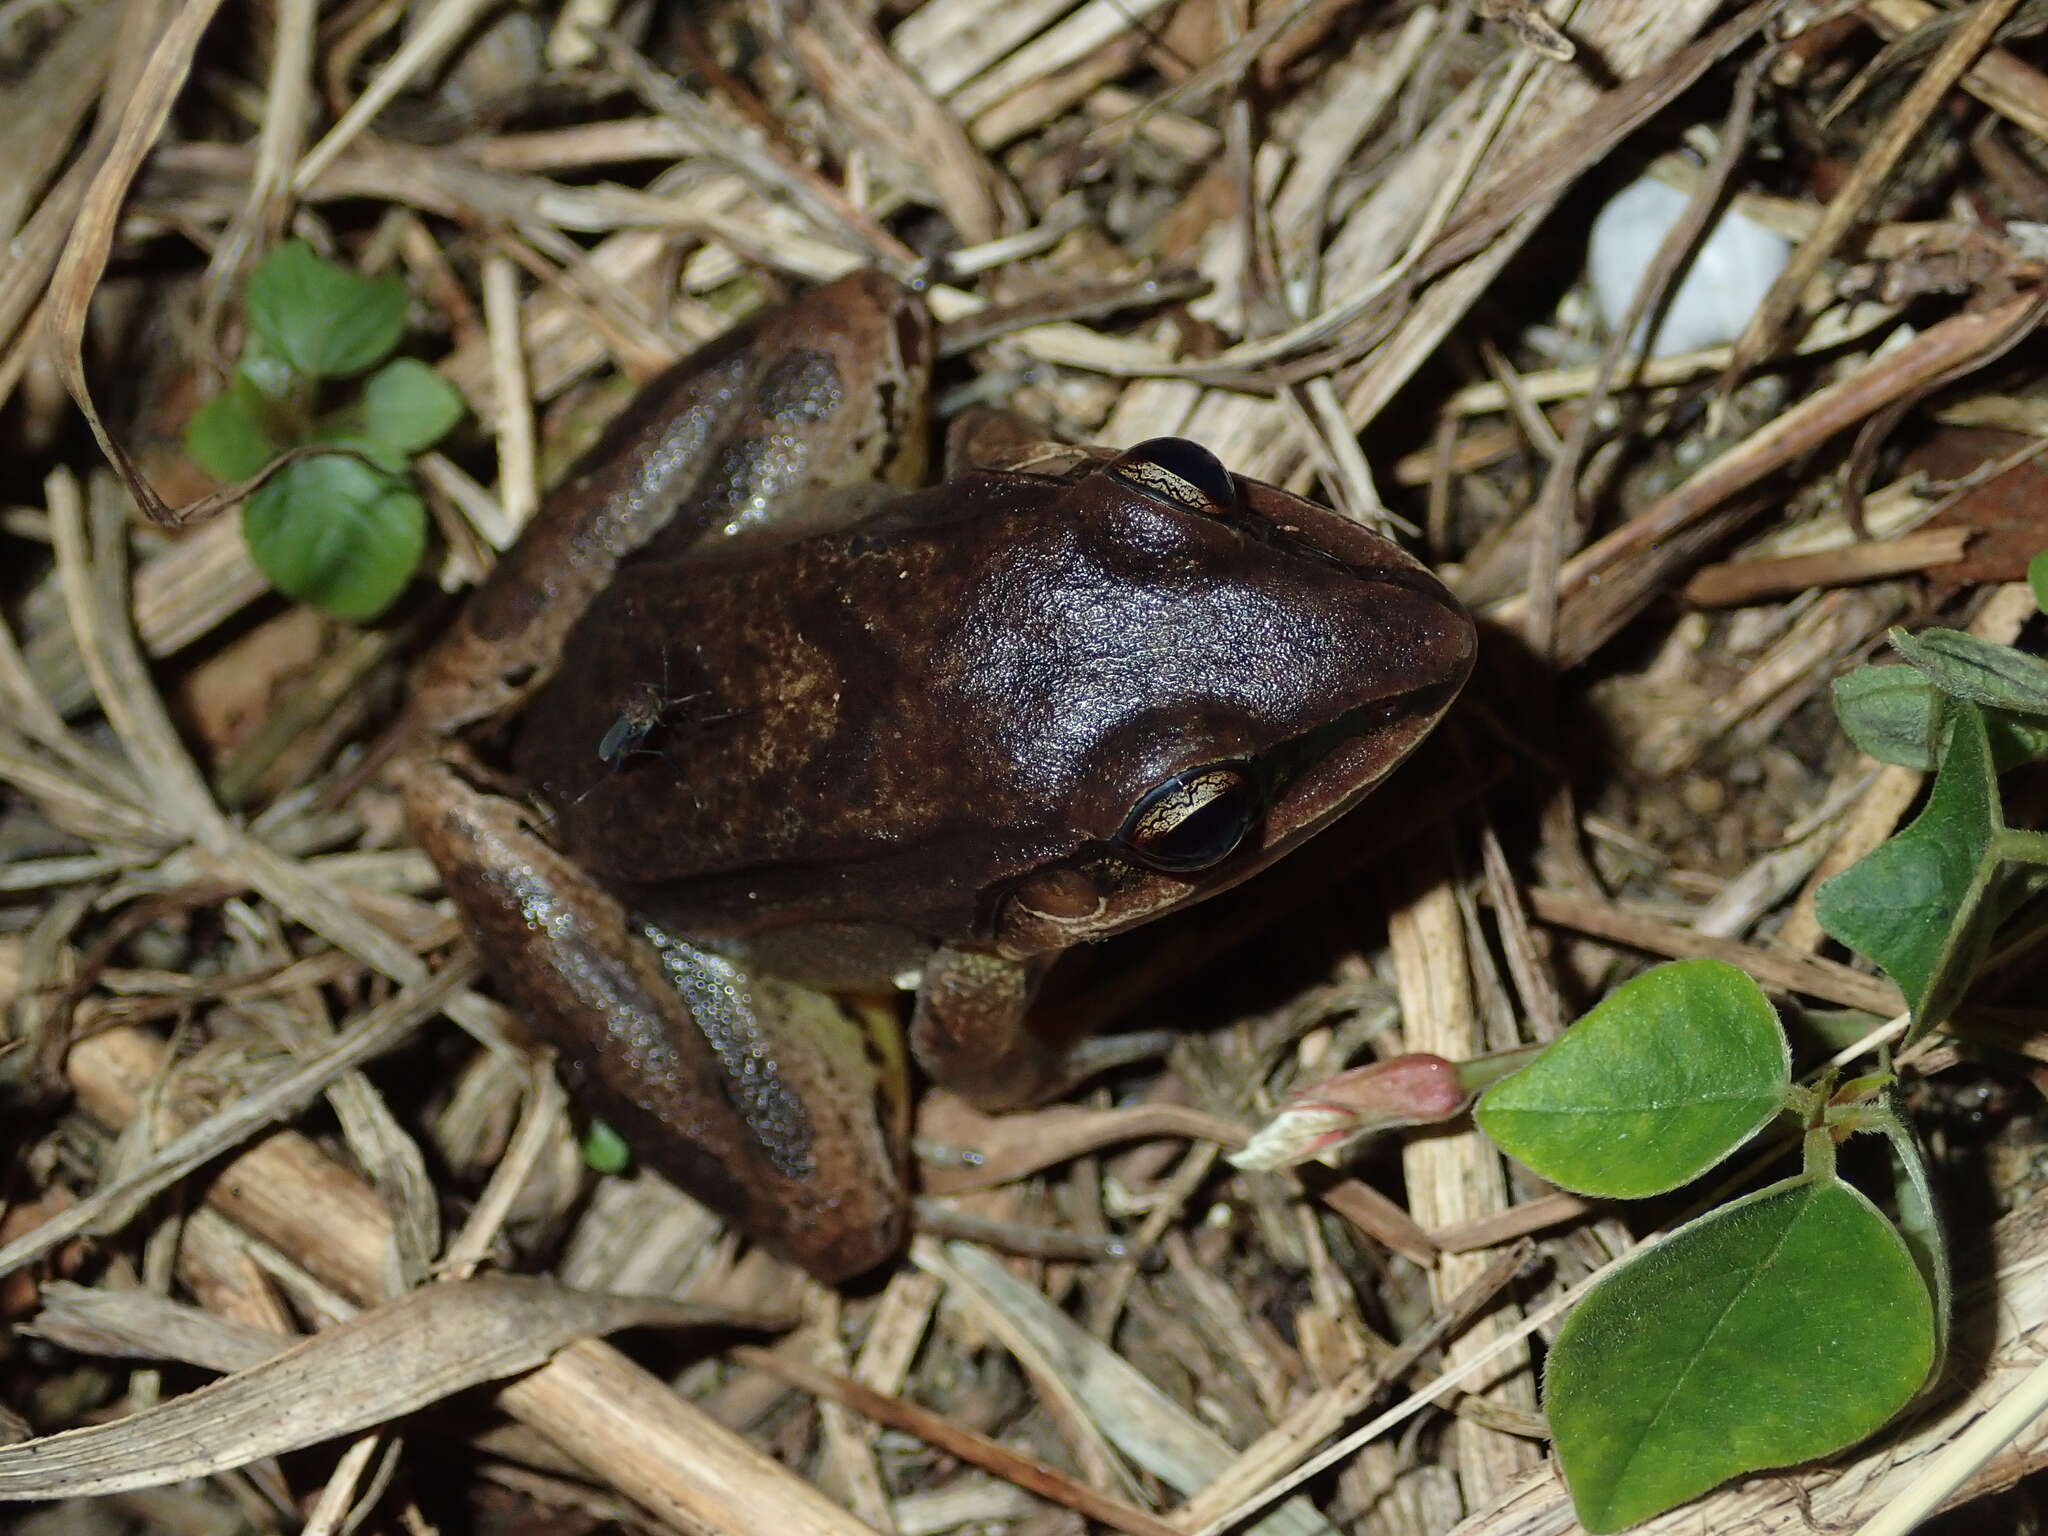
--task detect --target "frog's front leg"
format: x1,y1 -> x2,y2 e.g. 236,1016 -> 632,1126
909,947 -> 1055,1111
912,943 -> 1173,1112
942,406 -> 1098,479
401,756 -> 910,1281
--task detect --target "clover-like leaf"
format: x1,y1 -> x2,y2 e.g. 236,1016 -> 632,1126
311,423 -> 408,476
1815,700 -> 2002,1039
242,452 -> 425,621
184,373 -> 281,481
362,358 -> 465,455
1476,959 -> 1789,1199
1547,1172 -> 1935,1532
246,241 -> 407,380
235,335 -> 306,403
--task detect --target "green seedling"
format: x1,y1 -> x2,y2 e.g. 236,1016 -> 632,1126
1475,961 -> 1939,1531
1456,608 -> 2048,1529
185,241 -> 464,620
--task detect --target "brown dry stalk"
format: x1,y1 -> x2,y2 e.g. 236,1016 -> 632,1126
733,1347 -> 1184,1536
1727,0 -> 2030,379
1492,289 -> 2046,665
0,1275 -> 739,1500
1166,1243 -> 1535,1532
57,1025 -> 877,1535
48,0 -> 226,527
1682,526 -> 1971,606
1865,0 -> 2048,142
1521,51 -> 1767,660
1524,887 -> 1903,1014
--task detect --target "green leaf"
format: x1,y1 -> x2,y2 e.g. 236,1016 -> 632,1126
582,1119 -> 631,1175
1866,1091 -> 1952,1386
362,358 -> 464,454
1786,1006 -> 1891,1053
242,453 -> 425,621
235,335 -> 306,402
1832,665 -> 1941,769
1815,701 -> 2002,1040
1476,959 -> 1789,1199
1832,665 -> 2048,772
245,240 -> 407,379
1986,712 -> 2048,772
1547,1172 -> 1935,1532
1891,626 -> 2048,719
184,373 -> 280,480
2029,551 -> 2048,615
311,424 -> 408,476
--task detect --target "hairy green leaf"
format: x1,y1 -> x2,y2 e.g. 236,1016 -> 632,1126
1549,1173 -> 1934,1532
1815,701 -> 2001,1040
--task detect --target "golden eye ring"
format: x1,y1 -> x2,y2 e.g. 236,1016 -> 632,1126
1104,438 -> 1238,515
1117,761 -> 1260,872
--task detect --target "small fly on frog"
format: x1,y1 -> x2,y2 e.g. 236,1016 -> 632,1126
597,678 -> 692,771
565,648 -> 708,807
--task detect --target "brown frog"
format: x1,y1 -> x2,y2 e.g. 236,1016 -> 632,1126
399,272 -> 1476,1281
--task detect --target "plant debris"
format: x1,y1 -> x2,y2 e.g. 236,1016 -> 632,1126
7,2 -> 2048,1533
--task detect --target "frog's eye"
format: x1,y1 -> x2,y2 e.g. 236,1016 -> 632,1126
1117,761 -> 1260,872
1105,438 -> 1238,514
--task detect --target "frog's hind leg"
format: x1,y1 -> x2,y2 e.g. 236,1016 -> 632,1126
402,758 -> 909,1282
407,270 -> 931,744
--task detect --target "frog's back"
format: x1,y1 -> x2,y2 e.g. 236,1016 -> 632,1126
514,463 -> 1471,946
514,475 -> 1062,935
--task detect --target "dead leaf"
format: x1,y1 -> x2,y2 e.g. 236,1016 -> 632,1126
1909,425 -> 2048,595
0,1274 -> 770,1500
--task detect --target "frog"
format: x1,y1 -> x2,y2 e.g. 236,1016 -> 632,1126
397,271 -> 1476,1282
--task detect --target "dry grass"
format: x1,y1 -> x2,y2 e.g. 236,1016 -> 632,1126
5,1 -> 2048,1532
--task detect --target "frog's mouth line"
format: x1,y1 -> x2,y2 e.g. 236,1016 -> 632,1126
1258,671 -> 1467,847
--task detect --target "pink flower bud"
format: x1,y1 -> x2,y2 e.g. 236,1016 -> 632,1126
1229,1053 -> 1467,1171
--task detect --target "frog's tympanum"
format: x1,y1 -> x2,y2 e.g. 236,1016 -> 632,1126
399,273 -> 1476,1280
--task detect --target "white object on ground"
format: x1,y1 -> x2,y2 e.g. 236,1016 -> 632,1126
1588,174 -> 1793,358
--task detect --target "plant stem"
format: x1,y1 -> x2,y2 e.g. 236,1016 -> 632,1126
1995,828 -> 2048,866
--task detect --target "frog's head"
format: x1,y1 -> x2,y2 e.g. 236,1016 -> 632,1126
949,438 -> 1477,956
